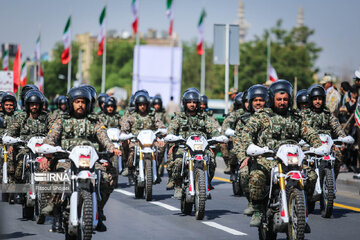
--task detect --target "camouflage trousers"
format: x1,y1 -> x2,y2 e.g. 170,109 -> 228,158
171,147 -> 216,186
332,146 -> 342,179
127,142 -> 164,169
15,148 -> 30,181
220,143 -> 230,166
239,165 -> 250,200
249,157 -> 317,202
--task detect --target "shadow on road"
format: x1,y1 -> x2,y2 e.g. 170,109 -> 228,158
204,209 -> 241,220
0,232 -> 36,239
152,194 -> 174,201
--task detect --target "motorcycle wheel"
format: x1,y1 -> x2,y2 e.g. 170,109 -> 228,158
194,168 -> 206,220
180,190 -> 193,215
22,204 -> 34,220
320,168 -> 334,218
287,188 -> 306,240
134,178 -> 144,199
258,215 -> 277,240
78,190 -> 93,240
145,158 -> 153,201
232,179 -> 243,196
35,192 -> 46,224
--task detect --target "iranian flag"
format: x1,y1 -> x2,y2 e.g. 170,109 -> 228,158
13,45 -> 21,93
20,62 -> 27,86
97,6 -> 106,56
35,34 -> 40,65
2,50 -> 8,70
131,0 -> 138,34
355,100 -> 360,128
166,0 -> 174,37
197,9 -> 206,55
61,16 -> 71,64
35,66 -> 44,92
268,64 -> 278,82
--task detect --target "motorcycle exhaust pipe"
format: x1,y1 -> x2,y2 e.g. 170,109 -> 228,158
92,192 -> 98,228
118,156 -> 122,174
69,192 -> 79,227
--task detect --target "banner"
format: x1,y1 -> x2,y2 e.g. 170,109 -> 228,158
0,71 -> 14,91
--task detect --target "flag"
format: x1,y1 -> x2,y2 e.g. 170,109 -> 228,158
20,62 -> 27,86
268,64 -> 278,82
2,50 -> 8,70
166,0 -> 174,37
97,6 -> 106,56
197,9 -> 206,55
61,16 -> 71,64
35,34 -> 40,65
355,99 -> 360,128
35,66 -> 44,92
131,0 -> 138,34
13,45 -> 21,93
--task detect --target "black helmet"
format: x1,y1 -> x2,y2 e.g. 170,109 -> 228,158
134,90 -> 150,111
248,84 -> 269,112
24,90 -> 43,113
268,80 -> 293,109
1,93 -> 17,111
152,96 -> 163,109
103,97 -> 117,114
182,88 -> 200,112
57,95 -> 68,109
79,85 -> 97,112
0,92 -> 5,109
200,95 -> 208,109
97,93 -> 109,111
67,87 -> 91,114
296,89 -> 309,107
43,97 -> 49,110
233,92 -> 243,110
20,84 -> 39,108
308,85 -> 326,108
129,94 -> 135,107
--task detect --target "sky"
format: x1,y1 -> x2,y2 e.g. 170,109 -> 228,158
1,0 -> 360,81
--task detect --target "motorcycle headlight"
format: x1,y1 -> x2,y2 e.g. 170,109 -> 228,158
79,155 -> 90,168
35,143 -> 43,153
287,153 -> 299,165
194,143 -> 203,151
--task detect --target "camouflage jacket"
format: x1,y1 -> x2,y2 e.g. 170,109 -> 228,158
7,111 -> 50,141
43,112 -> 114,152
0,111 -> 17,136
121,109 -> 165,135
237,108 -> 321,162
301,108 -> 345,139
221,109 -> 247,133
97,111 -> 121,129
49,109 -> 67,127
167,111 -> 220,139
155,109 -> 170,126
231,111 -> 252,161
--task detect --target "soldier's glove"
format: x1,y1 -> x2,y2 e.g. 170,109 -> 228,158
225,128 -> 235,137
338,136 -> 354,144
212,135 -> 229,143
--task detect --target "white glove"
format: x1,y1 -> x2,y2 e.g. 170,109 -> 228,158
298,139 -> 307,146
338,136 -> 354,144
119,133 -> 134,141
212,135 -> 229,143
225,128 -> 235,137
164,134 -> 183,142
156,128 -> 168,135
246,144 -> 273,156
310,144 -> 330,156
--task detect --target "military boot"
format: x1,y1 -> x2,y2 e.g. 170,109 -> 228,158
41,202 -> 54,215
173,180 -> 182,200
223,157 -> 231,174
166,178 -> 174,190
249,204 -> 262,227
121,167 -> 129,176
128,168 -> 135,186
243,202 -> 254,216
96,219 -> 107,232
52,206 -> 64,233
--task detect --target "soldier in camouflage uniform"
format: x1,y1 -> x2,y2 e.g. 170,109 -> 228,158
97,93 -> 109,114
232,85 -> 268,215
121,90 -> 166,184
49,95 -> 68,126
40,87 -> 121,232
296,89 -> 309,111
236,80 -> 322,227
167,89 -> 220,199
302,85 -> 346,178
7,90 -> 50,182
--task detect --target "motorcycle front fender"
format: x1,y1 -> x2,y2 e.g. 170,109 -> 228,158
69,192 -> 79,227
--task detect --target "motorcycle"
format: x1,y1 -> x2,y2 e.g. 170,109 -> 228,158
165,134 -> 228,220
224,128 -> 243,196
246,143 -> 328,240
38,144 -> 109,240
120,128 -> 167,201
305,134 -> 354,218
107,128 -> 123,188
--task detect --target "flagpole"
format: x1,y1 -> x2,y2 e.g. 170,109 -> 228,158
67,15 -> 72,92
135,1 -> 141,92
101,4 -> 107,93
266,35 -> 270,82
200,48 -> 205,95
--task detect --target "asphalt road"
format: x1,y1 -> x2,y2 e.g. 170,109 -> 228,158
1,158 -> 360,240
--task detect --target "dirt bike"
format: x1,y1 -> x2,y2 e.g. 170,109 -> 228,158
224,128 -> 243,196
247,143 -> 329,240
38,144 -> 110,240
107,128 -> 123,188
120,128 -> 167,201
165,134 -> 228,220
305,134 -> 354,218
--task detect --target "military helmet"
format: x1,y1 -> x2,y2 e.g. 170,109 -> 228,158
24,89 -> 43,113
134,90 -> 150,111
296,89 -> 309,105
268,80 -> 293,108
67,87 -> 92,114
79,85 -> 97,112
152,96 -> 163,109
307,84 -> 326,108
57,95 -> 68,110
20,84 -> 39,108
1,93 -> 18,111
233,92 -> 243,110
103,96 -> 117,114
97,93 -> 109,111
248,84 -> 269,112
43,97 -> 49,110
129,94 -> 135,107
0,91 -> 6,108
182,88 -> 200,112
200,95 -> 208,109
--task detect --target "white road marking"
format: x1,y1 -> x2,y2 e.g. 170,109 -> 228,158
150,201 -> 180,211
114,189 -> 135,196
202,221 -> 247,236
